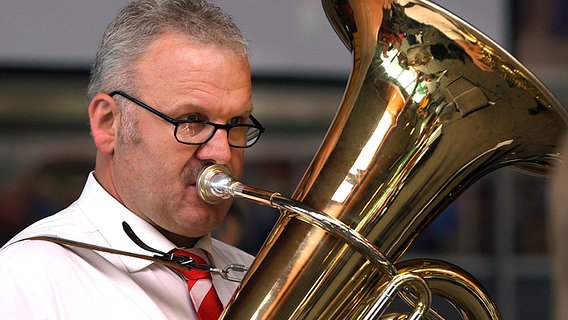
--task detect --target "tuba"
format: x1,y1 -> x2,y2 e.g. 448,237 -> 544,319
200,0 -> 568,318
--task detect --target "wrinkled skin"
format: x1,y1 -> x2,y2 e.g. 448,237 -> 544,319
88,31 -> 253,247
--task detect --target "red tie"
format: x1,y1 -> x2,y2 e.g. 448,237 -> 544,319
171,249 -> 224,320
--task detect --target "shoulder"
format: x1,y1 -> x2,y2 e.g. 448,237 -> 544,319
0,239 -> 89,317
0,204 -> 104,288
0,235 -> 122,296
0,242 -> 48,317
0,238 -> 93,277
0,238 -> 136,319
3,201 -> 96,246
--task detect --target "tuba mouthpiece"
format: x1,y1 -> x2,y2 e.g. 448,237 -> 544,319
196,164 -> 236,204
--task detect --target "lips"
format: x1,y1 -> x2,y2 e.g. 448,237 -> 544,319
183,162 -> 217,187
183,166 -> 200,186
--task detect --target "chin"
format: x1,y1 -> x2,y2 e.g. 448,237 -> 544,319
178,206 -> 228,234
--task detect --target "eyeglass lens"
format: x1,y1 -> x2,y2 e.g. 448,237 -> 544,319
176,122 -> 260,147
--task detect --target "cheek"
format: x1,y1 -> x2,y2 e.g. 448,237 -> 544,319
229,150 -> 246,179
117,131 -> 186,189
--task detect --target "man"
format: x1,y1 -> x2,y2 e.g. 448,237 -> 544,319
0,0 -> 263,318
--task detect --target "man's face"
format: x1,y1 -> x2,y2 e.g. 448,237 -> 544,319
111,32 -> 252,241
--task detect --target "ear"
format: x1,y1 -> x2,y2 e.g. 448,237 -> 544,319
88,93 -> 121,155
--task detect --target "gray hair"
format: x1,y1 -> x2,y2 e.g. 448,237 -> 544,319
87,0 -> 248,102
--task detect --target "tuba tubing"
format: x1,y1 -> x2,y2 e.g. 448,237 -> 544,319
197,165 -> 499,319
211,0 -> 568,319
197,164 -> 398,277
198,164 -> 432,319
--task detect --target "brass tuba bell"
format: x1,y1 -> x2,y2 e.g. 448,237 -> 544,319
199,0 -> 568,318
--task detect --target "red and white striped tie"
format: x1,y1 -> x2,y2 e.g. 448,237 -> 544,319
171,249 -> 223,320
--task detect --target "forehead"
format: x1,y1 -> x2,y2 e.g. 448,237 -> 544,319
134,32 -> 251,90
132,32 -> 252,115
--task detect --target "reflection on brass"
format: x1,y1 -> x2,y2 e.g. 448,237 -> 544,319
220,0 -> 568,319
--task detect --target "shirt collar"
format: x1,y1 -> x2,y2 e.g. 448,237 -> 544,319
77,172 -> 211,272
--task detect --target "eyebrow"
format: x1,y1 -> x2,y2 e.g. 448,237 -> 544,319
133,92 -> 255,120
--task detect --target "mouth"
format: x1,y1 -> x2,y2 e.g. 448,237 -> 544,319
184,176 -> 198,187
184,163 -> 219,187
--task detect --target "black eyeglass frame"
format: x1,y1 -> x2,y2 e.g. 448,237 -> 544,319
109,90 -> 265,148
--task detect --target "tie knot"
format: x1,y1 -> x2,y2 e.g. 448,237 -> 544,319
170,248 -> 212,280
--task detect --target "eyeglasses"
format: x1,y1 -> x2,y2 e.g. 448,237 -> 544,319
109,90 -> 264,148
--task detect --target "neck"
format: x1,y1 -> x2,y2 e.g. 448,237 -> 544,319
156,225 -> 200,248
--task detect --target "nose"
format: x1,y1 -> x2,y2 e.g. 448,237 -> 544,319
194,128 -> 233,164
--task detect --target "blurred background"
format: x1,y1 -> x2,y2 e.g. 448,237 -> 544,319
0,0 -> 566,318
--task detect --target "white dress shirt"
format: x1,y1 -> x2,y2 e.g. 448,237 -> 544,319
0,173 -> 254,320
